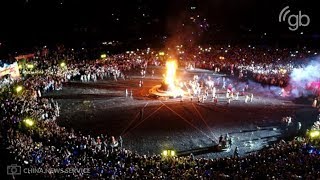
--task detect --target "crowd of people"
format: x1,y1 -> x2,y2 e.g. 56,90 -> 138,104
175,45 -> 316,88
1,45 -> 320,179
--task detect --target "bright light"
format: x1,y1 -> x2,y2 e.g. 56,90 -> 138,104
101,54 -> 107,58
165,60 -> 177,88
309,130 -> 320,138
163,60 -> 185,97
159,52 -> 165,56
162,150 -> 176,157
170,150 -> 176,157
60,62 -> 66,68
15,86 -> 23,93
23,118 -> 34,127
162,150 -> 168,156
280,69 -> 287,74
26,64 -> 34,69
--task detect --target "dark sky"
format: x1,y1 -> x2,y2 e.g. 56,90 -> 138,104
0,0 -> 319,49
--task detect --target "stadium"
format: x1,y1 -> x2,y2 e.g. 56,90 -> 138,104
1,0 -> 320,179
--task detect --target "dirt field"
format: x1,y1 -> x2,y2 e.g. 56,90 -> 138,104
45,66 -> 317,158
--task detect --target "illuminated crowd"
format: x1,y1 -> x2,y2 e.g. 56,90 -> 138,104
178,45 -> 316,88
1,46 -> 320,179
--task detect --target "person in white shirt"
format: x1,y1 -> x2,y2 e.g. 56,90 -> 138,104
250,93 -> 254,102
312,98 -> 317,108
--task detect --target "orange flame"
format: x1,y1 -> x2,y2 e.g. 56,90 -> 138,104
165,60 -> 177,88
164,60 -> 185,97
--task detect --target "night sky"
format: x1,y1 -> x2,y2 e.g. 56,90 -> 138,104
0,0 -> 319,49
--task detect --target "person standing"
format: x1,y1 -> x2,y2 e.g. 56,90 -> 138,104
287,116 -> 292,125
219,135 -> 223,144
222,81 -> 226,89
245,95 -> 249,103
228,137 -> 232,147
214,96 -> 218,105
234,146 -> 239,158
244,84 -> 249,91
212,87 -> 216,98
312,98 -> 317,108
225,133 -> 229,141
250,93 -> 254,102
119,136 -> 123,148
190,153 -> 194,160
227,97 -> 231,105
37,89 -> 42,98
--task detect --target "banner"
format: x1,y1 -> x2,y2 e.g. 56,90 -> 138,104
0,62 -> 20,79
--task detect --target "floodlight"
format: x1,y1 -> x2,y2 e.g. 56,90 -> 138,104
170,150 -> 176,157
310,130 -> 320,138
101,54 -> 107,58
162,150 -> 168,156
23,118 -> 34,127
60,62 -> 66,68
15,86 -> 23,93
26,64 -> 34,69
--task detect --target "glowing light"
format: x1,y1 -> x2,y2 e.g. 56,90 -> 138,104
23,118 -> 34,127
26,64 -> 34,69
163,60 -> 185,97
162,150 -> 168,156
15,86 -> 23,93
280,69 -> 287,74
162,150 -> 176,157
159,52 -> 165,56
165,60 -> 177,88
101,54 -> 107,58
60,62 -> 66,68
170,150 -> 176,157
309,130 -> 320,138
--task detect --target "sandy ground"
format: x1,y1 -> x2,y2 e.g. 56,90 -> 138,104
45,66 -> 318,158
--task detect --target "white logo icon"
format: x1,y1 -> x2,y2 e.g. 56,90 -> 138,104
279,6 -> 310,31
7,164 -> 22,175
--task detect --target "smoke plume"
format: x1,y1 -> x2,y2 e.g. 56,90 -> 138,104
290,57 -> 320,97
